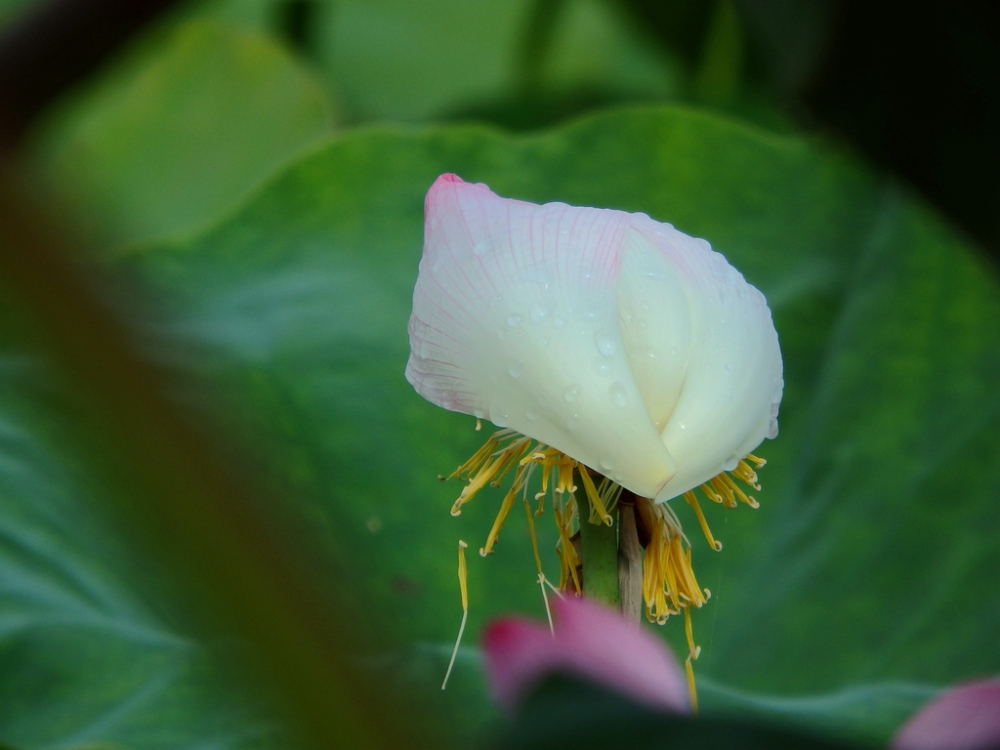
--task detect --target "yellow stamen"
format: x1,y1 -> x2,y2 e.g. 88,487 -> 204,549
709,475 -> 737,508
443,428 -> 770,709
441,541 -> 469,690
448,434 -> 531,516
719,472 -> 759,508
684,606 -> 700,712
578,469 -> 613,526
683,490 -> 722,551
553,497 -> 581,594
523,499 -> 555,634
699,482 -> 725,503
733,459 -> 761,489
557,461 -> 575,496
523,496 -> 544,576
534,464 -> 549,515
480,480 -> 519,556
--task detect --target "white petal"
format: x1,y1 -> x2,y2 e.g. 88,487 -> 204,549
625,217 -> 783,502
406,174 -> 676,498
406,175 -> 783,503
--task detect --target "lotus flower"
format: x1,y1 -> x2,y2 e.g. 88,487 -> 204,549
406,174 -> 782,503
408,175 -> 783,701
482,595 -> 689,713
892,679 -> 1000,750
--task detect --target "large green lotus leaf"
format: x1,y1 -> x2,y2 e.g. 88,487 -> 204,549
27,18 -> 335,250
118,107 -> 998,739
2,106 -> 997,747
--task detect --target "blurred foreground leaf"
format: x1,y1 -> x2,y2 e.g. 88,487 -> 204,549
499,674 -> 863,749
0,335 -> 276,748
27,18 -> 334,249
201,0 -> 680,125
2,106 -> 997,746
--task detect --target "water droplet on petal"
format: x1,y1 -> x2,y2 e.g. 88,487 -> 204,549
565,415 -> 579,431
529,303 -> 548,324
507,315 -> 521,328
489,405 -> 509,427
723,454 -> 739,471
609,382 -> 628,408
596,334 -> 616,357
472,240 -> 491,256
489,295 -> 502,307
600,456 -> 615,471
725,363 -> 734,372
540,338 -> 549,347
563,384 -> 581,403
553,317 -> 566,329
767,417 -> 779,439
592,358 -> 613,376
526,407 -> 539,421
508,360 -> 523,378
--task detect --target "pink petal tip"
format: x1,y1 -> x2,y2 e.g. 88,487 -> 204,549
892,679 -> 1000,750
481,596 -> 689,714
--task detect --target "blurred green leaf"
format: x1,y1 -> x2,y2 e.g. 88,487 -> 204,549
0,351 -> 277,747
698,678 -> 937,744
0,0 -> 33,26
499,674 -> 864,749
200,0 -> 681,124
3,106 -> 997,746
27,18 -> 335,250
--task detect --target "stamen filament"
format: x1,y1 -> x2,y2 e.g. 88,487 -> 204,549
480,479 -> 520,556
700,482 -> 725,504
521,499 -> 556,634
683,491 -> 722,551
709,475 -> 737,508
441,541 -> 469,690
683,606 -> 700,712
553,499 -> 581,594
720,472 -> 759,508
578,469 -> 613,526
443,430 -> 769,708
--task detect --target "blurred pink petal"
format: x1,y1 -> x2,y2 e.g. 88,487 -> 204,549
892,679 -> 1000,750
481,595 -> 689,713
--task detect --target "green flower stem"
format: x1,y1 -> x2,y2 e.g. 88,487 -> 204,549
577,475 -> 619,607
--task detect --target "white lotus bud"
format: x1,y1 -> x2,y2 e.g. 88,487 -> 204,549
406,174 -> 782,503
